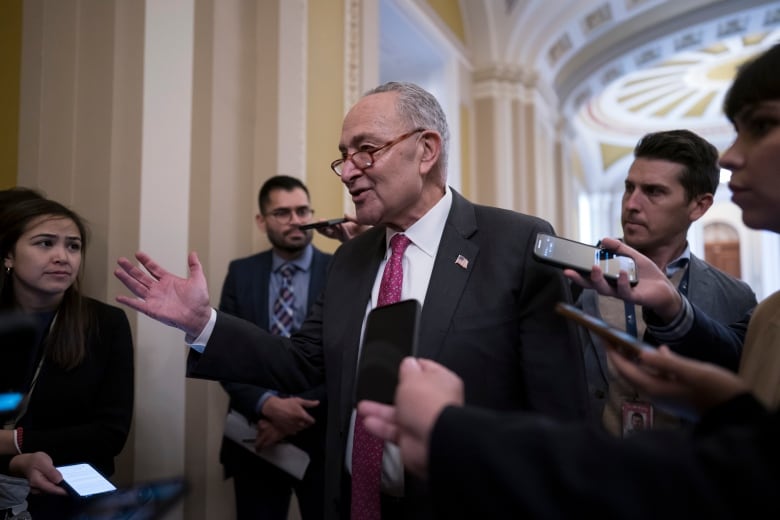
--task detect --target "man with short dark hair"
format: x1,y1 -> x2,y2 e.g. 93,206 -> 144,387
580,129 -> 756,434
217,175 -> 330,520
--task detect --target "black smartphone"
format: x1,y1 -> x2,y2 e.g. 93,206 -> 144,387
533,232 -> 638,285
298,218 -> 348,230
355,299 -> 421,404
57,463 -> 117,498
555,302 -> 649,361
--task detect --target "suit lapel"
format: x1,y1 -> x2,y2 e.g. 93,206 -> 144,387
686,254 -> 709,303
338,228 -> 387,414
306,249 -> 329,311
417,190 -> 479,360
253,252 -> 272,329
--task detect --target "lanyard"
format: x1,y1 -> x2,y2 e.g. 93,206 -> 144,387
3,312 -> 57,429
624,264 -> 690,338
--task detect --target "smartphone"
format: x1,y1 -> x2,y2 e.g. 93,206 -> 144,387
298,218 -> 348,230
555,302 -> 649,361
355,299 -> 421,404
58,463 -> 117,498
533,232 -> 638,285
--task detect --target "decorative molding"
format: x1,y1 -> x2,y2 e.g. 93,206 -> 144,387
344,0 -> 362,111
765,7 -> 780,25
547,34 -> 573,68
674,31 -> 703,51
717,16 -> 748,37
582,3 -> 613,35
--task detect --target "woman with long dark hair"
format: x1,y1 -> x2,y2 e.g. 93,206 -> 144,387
0,194 -> 133,517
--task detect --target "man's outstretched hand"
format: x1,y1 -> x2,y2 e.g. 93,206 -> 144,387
115,251 -> 212,338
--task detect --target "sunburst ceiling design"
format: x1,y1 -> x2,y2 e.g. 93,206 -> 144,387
572,29 -> 780,192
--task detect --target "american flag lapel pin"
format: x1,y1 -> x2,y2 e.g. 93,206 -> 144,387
455,254 -> 469,269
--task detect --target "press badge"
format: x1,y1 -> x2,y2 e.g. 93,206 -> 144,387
621,401 -> 653,438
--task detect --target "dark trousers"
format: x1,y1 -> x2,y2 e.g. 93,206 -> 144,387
231,454 -> 325,520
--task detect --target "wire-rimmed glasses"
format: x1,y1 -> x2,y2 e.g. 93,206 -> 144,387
330,128 -> 425,176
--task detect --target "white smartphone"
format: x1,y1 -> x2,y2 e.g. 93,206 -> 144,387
57,463 -> 117,498
533,232 -> 638,285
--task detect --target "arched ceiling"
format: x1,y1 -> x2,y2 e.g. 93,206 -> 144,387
381,0 -> 779,193
458,0 -> 780,192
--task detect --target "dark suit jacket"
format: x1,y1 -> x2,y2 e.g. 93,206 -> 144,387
428,393 -> 779,519
189,189 -> 590,519
0,298 -> 134,478
580,254 -> 757,419
218,247 -> 331,478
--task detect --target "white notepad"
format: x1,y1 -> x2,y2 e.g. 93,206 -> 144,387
223,410 -> 311,480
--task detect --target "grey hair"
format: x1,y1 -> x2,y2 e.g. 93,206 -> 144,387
364,82 -> 450,174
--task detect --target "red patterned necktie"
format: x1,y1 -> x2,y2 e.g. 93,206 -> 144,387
270,264 -> 296,337
351,234 -> 411,520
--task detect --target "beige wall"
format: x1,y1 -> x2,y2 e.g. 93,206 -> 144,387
0,0 -> 22,188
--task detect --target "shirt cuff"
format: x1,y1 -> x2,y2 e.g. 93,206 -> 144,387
644,296 -> 694,342
185,308 -> 217,353
256,390 -> 279,416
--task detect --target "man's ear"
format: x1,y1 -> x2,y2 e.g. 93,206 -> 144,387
418,130 -> 442,176
255,213 -> 267,233
689,193 -> 714,222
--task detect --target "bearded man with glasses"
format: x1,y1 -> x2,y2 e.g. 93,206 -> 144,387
115,82 -> 590,519
216,175 -> 331,520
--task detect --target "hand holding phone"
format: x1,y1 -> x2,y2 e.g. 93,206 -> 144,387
57,463 -> 117,498
533,233 -> 638,285
298,218 -> 348,230
356,299 -> 421,404
555,302 -> 650,361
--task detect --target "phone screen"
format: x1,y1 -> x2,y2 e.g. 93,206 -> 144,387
533,233 -> 638,285
355,299 -> 421,404
58,463 -> 117,498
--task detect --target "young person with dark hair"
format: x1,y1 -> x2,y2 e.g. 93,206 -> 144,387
0,196 -> 134,518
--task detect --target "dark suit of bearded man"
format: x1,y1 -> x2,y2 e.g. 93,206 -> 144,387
189,188 -> 590,520
218,247 -> 331,519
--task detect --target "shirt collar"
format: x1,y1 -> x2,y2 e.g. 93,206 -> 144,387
665,243 -> 691,277
384,186 -> 452,259
272,244 -> 313,273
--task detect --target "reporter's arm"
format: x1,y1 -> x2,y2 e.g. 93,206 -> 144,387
428,399 -> 779,519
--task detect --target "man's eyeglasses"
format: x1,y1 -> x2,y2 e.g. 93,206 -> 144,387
265,207 -> 314,224
330,128 -> 425,176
